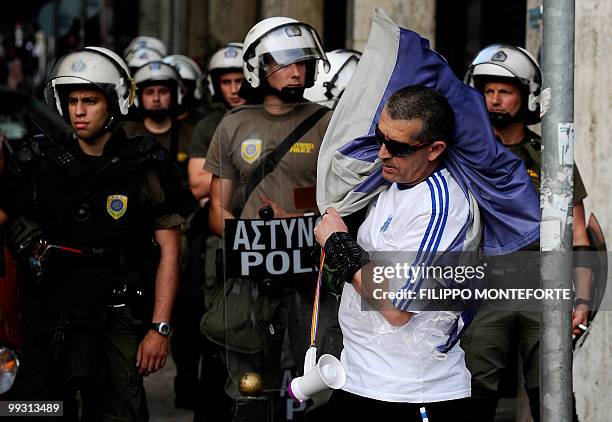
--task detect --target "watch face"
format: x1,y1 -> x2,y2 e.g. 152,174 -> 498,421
153,322 -> 171,336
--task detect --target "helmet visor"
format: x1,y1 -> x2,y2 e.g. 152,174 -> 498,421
253,23 -> 328,77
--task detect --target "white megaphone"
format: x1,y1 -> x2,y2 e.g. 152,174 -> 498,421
288,347 -> 346,402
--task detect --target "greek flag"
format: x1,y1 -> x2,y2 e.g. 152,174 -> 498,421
317,8 -> 540,255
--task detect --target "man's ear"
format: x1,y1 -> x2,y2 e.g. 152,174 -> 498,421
427,140 -> 447,161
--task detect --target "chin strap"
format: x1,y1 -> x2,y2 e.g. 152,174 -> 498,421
259,78 -> 306,103
272,86 -> 306,103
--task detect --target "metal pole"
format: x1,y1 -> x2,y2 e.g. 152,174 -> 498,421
540,0 -> 575,421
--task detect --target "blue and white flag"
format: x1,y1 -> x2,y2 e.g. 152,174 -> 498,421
317,8 -> 540,255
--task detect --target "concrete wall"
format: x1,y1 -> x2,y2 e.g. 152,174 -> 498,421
573,1 -> 612,419
259,0 -> 324,37
207,0 -> 257,47
138,0 -> 257,65
350,0 -> 436,51
138,0 -> 172,51
186,0 -> 207,59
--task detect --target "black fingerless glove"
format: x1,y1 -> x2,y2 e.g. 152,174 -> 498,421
324,232 -> 370,285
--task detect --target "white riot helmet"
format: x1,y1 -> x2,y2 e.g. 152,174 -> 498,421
44,46 -> 135,120
464,44 -> 542,124
303,49 -> 361,104
124,36 -> 167,59
206,43 -> 244,100
133,61 -> 185,108
242,17 -> 328,91
126,47 -> 164,73
163,54 -> 204,100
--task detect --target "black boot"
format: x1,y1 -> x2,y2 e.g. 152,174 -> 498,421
527,387 -> 540,422
469,396 -> 499,422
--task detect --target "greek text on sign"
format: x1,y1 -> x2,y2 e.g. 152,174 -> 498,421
224,216 -> 318,277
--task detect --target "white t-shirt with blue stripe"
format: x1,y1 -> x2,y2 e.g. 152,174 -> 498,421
338,167 -> 472,403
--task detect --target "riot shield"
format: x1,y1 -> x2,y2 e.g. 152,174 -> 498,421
200,100 -> 339,421
585,213 -> 607,321
573,213 -> 608,350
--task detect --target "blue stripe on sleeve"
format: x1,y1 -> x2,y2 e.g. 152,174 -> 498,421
396,173 -> 450,310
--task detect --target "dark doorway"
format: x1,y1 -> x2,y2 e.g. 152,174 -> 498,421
436,0 -> 527,78
324,0 -> 348,51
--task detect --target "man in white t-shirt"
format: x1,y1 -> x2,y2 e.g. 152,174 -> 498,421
314,85 -> 478,421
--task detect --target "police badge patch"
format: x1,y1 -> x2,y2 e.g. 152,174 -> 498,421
107,195 -> 128,220
240,139 -> 262,164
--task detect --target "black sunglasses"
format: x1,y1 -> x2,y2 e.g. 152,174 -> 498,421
374,124 -> 434,157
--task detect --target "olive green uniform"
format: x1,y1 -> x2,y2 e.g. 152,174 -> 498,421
204,103 -> 331,218
462,129 -> 587,418
123,120 -> 193,165
203,103 -> 342,401
123,119 -> 203,409
190,107 -> 226,159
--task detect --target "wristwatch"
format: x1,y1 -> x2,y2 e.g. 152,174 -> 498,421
150,322 -> 172,337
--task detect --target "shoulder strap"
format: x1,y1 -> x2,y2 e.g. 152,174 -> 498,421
244,107 -> 328,203
33,134 -> 87,180
522,138 -> 541,170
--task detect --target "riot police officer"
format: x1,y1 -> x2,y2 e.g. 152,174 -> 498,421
122,59 -> 202,414
462,44 -> 592,421
189,42 -> 246,201
202,17 -> 342,419
163,54 -> 207,125
124,60 -> 192,161
0,46 -> 182,421
173,43 -> 247,418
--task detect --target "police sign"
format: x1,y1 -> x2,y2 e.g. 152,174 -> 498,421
224,215 -> 318,277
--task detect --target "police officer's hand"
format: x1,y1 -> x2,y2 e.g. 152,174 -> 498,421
572,306 -> 589,336
314,208 -> 348,247
136,330 -> 169,376
258,194 -> 292,218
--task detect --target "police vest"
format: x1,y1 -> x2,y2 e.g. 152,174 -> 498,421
21,130 -> 178,318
